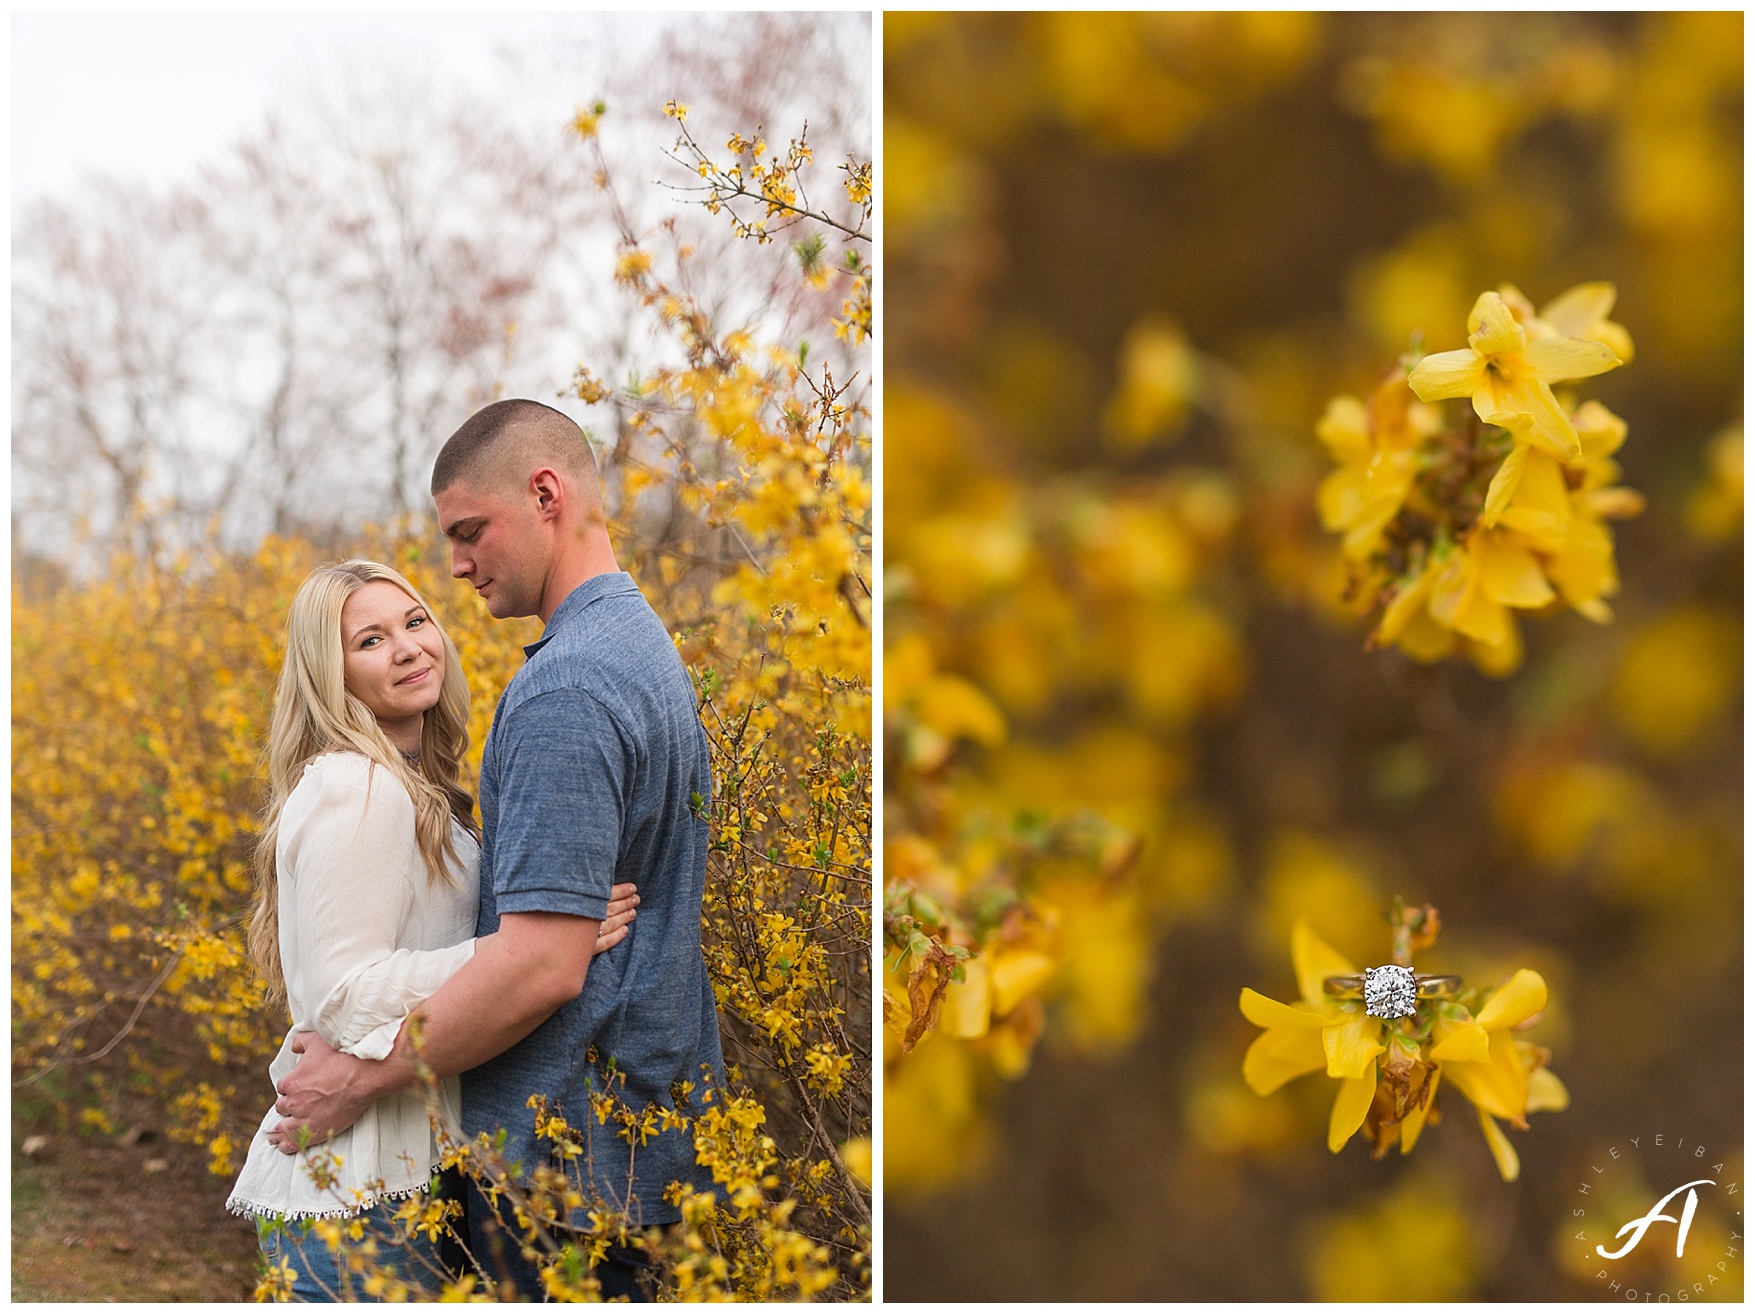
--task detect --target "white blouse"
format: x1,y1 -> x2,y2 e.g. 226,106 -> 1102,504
226,752 -> 479,1220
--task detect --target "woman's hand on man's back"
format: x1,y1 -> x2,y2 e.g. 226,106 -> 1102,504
594,883 -> 639,955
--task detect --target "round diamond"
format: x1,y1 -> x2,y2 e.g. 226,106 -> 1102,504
1363,964 -> 1417,1019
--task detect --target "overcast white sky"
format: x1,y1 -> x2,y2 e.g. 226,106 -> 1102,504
11,11 -> 681,206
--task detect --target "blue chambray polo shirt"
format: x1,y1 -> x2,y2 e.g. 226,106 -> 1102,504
461,572 -> 725,1227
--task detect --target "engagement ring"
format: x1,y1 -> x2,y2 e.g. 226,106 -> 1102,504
1323,965 -> 1461,1019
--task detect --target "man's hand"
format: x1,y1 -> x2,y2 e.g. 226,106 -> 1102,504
263,904 -> 605,1154
265,1031 -> 404,1155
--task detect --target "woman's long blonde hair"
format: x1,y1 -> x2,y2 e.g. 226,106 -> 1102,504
247,560 -> 478,1008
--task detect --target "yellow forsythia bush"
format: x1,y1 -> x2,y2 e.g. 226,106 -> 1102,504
13,107 -> 872,1301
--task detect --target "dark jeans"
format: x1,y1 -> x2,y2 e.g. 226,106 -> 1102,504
465,1188 -> 658,1302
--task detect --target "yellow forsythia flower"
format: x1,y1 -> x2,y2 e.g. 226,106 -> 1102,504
1241,917 -> 1566,1180
1321,282 -> 1640,674
1239,922 -> 1386,1153
1408,287 -> 1623,461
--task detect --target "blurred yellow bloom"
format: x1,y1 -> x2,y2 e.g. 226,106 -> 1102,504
1408,288 -> 1622,461
1374,537 -> 1526,675
1305,1175 -> 1478,1301
1239,922 -> 1384,1153
1314,375 -> 1436,561
1339,42 -> 1539,186
1037,12 -> 1317,154
615,250 -> 653,282
1568,400 -> 1633,494
838,1136 -> 871,1190
1039,881 -> 1151,1054
883,1033 -> 990,1194
1611,608 -> 1740,756
885,634 -> 1007,772
939,958 -> 991,1040
991,947 -> 1056,1017
1429,528 -> 1551,647
572,106 -> 603,140
1687,423 -> 1743,542
1373,554 -> 1456,663
1102,316 -> 1198,449
1250,830 -> 1382,969
1494,754 -> 1649,870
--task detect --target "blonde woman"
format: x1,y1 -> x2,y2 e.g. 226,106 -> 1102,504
225,560 -> 635,1300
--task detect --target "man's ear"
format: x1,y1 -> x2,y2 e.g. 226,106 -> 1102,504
529,468 -> 564,518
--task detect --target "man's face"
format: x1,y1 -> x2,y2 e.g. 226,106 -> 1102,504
434,478 -> 544,619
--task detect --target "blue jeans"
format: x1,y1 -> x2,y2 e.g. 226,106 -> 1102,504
466,1188 -> 658,1302
255,1193 -> 455,1303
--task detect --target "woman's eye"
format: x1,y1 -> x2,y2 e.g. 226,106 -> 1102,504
360,636 -> 381,648
408,616 -> 426,629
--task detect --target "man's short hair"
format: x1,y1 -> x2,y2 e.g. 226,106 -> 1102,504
430,399 -> 600,501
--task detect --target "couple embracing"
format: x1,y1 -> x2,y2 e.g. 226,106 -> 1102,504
224,399 -> 726,1301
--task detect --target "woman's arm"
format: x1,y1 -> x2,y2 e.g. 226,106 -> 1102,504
284,758 -> 477,1059
286,757 -> 642,1061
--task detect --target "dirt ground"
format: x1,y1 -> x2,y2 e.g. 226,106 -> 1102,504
12,1120 -> 261,1302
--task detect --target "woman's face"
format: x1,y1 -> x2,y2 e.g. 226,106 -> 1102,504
339,580 -> 445,747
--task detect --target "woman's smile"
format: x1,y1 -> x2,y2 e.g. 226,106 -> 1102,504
340,580 -> 448,752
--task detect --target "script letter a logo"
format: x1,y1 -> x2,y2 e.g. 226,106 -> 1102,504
1596,1180 -> 1716,1261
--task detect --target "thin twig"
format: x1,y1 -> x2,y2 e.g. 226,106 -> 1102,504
15,945 -> 186,1088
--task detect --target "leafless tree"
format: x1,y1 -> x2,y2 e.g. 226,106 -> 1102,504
13,182 -> 216,565
11,13 -> 870,573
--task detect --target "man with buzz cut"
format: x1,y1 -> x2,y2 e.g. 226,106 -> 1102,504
269,398 -> 726,1300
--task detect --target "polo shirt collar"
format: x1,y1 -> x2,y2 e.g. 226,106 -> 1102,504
523,571 -> 638,657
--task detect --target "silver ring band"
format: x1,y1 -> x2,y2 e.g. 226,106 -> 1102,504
1323,973 -> 1460,998
1325,966 -> 1460,1019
